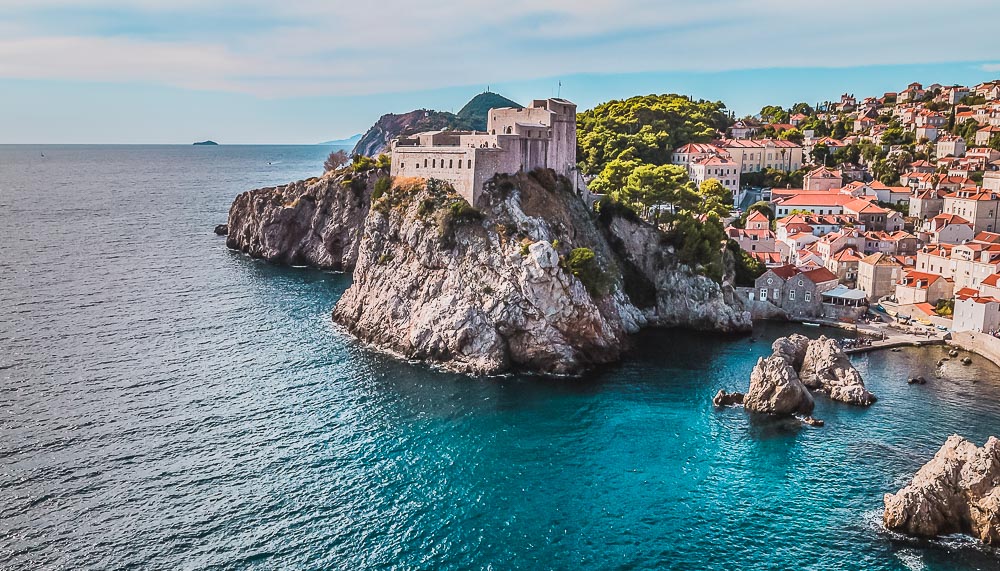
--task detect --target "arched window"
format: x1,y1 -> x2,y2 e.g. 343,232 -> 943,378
505,126 -> 513,134
449,159 -> 453,168
432,159 -> 436,168
424,158 -> 428,168
467,160 -> 472,168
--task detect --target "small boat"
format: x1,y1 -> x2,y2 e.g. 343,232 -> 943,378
802,322 -> 821,327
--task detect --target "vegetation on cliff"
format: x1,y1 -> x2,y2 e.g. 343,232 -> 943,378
576,94 -> 730,176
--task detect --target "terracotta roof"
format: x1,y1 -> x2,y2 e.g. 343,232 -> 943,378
982,273 -> 1000,287
861,252 -> 902,266
752,251 -> 783,264
915,303 -> 937,317
718,138 -> 801,149
674,143 -> 723,154
746,210 -> 769,223
769,264 -> 799,280
956,287 -> 982,299
843,199 -> 887,214
899,270 -> 945,288
802,267 -> 838,283
807,166 -> 842,178
932,213 -> 971,226
832,249 -> 861,262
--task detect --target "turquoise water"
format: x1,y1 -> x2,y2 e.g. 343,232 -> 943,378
3,145 -> 1000,570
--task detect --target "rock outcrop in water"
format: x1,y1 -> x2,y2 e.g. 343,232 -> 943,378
226,171 -> 373,270
884,435 -> 1000,544
713,390 -> 744,407
732,334 -> 874,420
224,168 -> 750,375
744,353 -> 815,415
800,336 -> 877,406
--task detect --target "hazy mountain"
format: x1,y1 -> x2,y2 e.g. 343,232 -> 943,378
318,134 -> 362,146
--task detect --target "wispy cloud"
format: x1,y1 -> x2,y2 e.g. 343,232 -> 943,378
1,0 -> 998,97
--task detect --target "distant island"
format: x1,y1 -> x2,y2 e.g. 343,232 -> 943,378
193,140 -> 218,146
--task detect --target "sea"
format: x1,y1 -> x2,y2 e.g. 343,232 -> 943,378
2,144 -> 1000,570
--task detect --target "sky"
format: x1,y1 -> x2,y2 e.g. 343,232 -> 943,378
1,0 -> 999,144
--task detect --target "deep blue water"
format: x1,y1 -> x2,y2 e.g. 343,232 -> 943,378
3,145 -> 1000,570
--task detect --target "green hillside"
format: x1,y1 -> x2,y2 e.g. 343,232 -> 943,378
457,92 -> 521,130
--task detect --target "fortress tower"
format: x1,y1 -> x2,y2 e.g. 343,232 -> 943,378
389,98 -> 581,206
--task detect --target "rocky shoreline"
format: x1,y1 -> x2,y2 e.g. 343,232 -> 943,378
884,435 -> 1000,545
223,169 -> 750,375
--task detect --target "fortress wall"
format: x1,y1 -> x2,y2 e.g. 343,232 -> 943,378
391,148 -> 478,204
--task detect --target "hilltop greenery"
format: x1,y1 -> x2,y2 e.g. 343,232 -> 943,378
457,92 -> 521,128
576,94 -> 730,176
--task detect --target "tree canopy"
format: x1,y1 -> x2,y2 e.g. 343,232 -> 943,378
576,94 -> 730,175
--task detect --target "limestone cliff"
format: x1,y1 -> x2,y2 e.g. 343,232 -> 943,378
225,171 -> 374,270
224,169 -> 751,375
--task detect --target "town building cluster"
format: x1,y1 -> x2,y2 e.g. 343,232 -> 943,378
713,80 -> 1000,332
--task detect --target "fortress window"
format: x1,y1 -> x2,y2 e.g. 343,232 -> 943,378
424,159 -> 428,167
449,159 -> 453,168
467,160 -> 472,168
432,159 -> 436,168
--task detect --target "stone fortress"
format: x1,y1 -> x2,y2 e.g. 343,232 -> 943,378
389,98 -> 582,206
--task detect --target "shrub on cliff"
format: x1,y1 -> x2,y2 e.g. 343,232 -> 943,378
529,167 -> 558,192
668,213 -> 726,283
729,240 -> 765,287
373,175 -> 392,200
351,154 -> 377,172
564,247 -> 613,296
324,149 -> 348,172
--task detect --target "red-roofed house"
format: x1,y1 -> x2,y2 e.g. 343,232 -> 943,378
717,139 -> 804,173
858,253 -> 904,301
803,166 -> 843,192
825,248 -> 862,286
918,213 -> 975,245
942,189 -> 1000,233
727,209 -> 777,258
753,264 -> 839,318
954,294 -> 1000,333
843,199 -> 904,232
895,271 -> 954,305
976,126 -> 1000,146
773,193 -> 855,217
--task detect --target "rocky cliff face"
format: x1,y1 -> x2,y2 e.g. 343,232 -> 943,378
601,214 -> 751,332
333,174 -> 633,375
884,435 -> 1000,544
225,170 -> 374,270
225,169 -> 751,375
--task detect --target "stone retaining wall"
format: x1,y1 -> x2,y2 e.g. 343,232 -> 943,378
949,331 -> 1000,367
